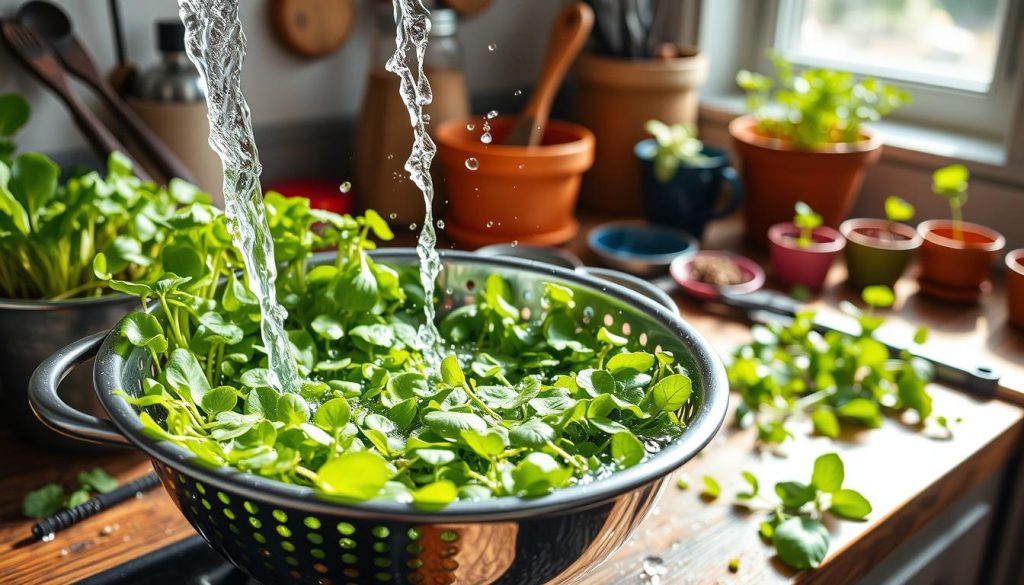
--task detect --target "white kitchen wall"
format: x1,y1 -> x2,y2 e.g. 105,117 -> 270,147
0,0 -> 568,155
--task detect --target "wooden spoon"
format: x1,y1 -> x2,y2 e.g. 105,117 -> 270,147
503,3 -> 594,147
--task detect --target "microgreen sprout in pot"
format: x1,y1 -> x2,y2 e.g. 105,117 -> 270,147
793,201 -> 823,248
0,93 -> 205,300
107,196 -> 696,509
644,119 -> 707,182
931,164 -> 970,241
883,195 -> 915,237
736,53 -> 911,149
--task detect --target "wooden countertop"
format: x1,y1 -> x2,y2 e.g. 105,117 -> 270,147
1,214 -> 1021,585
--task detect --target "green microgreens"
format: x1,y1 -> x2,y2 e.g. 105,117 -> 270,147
0,96 -> 204,300
22,467 -> 119,518
735,453 -> 871,570
643,119 -> 707,182
737,53 -> 911,148
932,164 -> 970,241
109,197 -> 694,509
793,201 -> 823,249
728,285 -> 935,445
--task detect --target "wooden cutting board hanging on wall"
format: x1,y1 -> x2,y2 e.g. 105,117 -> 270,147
270,0 -> 355,58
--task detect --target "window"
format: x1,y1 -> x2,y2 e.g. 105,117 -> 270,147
773,0 -> 1010,93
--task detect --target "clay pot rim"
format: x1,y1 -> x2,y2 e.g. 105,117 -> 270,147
728,114 -> 882,154
768,222 -> 846,254
917,219 -> 1006,252
1006,248 -> 1024,276
575,50 -> 708,88
634,139 -> 728,168
434,116 -> 595,160
839,218 -> 922,251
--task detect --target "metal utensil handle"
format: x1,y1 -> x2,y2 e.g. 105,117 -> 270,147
28,332 -> 129,446
31,472 -> 161,540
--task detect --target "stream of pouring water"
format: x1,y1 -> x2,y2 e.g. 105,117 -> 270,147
387,0 -> 444,364
177,0 -> 298,394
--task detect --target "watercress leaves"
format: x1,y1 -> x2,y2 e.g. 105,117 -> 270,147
773,517 -> 830,570
650,374 -> 692,413
318,452 -> 390,500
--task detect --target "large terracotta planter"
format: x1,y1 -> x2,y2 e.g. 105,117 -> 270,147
1007,249 -> 1024,329
574,49 -> 707,215
840,218 -> 922,289
435,116 -> 594,248
917,219 -> 1005,303
729,115 -> 882,247
768,223 -> 845,290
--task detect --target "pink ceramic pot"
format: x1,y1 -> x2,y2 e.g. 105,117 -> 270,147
768,223 -> 845,290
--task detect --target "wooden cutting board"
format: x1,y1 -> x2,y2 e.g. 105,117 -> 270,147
270,0 -> 354,58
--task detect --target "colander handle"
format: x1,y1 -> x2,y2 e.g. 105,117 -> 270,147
28,332 -> 129,446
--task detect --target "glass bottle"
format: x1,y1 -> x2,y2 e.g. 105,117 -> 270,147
355,7 -> 469,225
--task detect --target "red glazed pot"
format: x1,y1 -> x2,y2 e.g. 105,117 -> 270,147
768,223 -> 845,290
1006,249 -> 1024,329
917,219 -> 1005,303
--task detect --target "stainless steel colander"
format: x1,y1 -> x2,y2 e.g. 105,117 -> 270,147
30,249 -> 728,585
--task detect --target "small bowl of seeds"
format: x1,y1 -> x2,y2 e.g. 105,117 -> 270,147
670,251 -> 765,300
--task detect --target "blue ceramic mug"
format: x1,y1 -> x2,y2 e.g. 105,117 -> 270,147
635,141 -> 744,239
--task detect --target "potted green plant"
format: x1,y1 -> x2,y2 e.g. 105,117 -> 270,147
0,93 -> 204,447
575,2 -> 708,214
635,120 -> 743,239
840,196 -> 922,288
731,54 -> 911,246
917,164 -> 1005,302
768,202 -> 845,290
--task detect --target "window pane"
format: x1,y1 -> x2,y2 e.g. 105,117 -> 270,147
776,0 -> 1008,92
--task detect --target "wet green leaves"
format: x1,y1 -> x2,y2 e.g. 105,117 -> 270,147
21,467 -> 119,519
110,202 -> 694,511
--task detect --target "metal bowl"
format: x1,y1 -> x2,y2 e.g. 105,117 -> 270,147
30,249 -> 727,585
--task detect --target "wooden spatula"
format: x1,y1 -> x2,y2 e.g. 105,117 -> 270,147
503,3 -> 593,147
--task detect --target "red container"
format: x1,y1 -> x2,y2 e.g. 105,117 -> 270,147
768,222 -> 845,290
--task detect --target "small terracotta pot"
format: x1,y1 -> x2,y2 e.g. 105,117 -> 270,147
435,116 -> 594,248
768,223 -> 845,290
574,49 -> 708,215
1007,249 -> 1024,329
729,115 -> 882,247
840,218 -> 922,289
917,219 -> 1005,303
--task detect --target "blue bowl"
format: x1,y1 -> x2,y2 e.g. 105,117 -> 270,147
587,221 -> 699,276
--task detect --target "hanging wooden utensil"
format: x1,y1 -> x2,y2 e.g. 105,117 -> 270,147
270,0 -> 354,59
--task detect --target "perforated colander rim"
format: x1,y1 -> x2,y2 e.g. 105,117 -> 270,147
94,249 -> 728,522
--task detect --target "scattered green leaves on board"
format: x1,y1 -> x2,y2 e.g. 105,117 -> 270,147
734,453 -> 871,570
22,468 -> 119,518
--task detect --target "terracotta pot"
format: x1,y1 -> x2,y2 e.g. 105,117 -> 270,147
1007,249 -> 1024,329
729,115 -> 882,247
840,218 -> 922,289
768,223 -> 845,290
916,220 -> 1005,303
435,116 -> 594,248
574,49 -> 707,215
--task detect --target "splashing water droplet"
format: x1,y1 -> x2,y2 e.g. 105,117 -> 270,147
514,89 -> 522,96
517,163 -> 525,170
389,212 -> 397,220
487,42 -> 497,51
466,123 -> 475,131
510,240 -> 518,247
480,132 -> 492,144
464,157 -> 479,171
642,556 -> 667,584
339,181 -> 351,193
436,219 -> 445,229
409,223 -> 418,230
486,220 -> 494,228
486,110 -> 498,119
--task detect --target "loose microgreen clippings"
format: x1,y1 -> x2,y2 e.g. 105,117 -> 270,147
735,453 -> 871,571
110,200 -> 694,510
728,284 -> 936,446
21,467 -> 121,519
